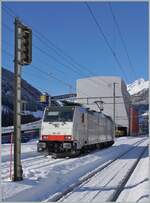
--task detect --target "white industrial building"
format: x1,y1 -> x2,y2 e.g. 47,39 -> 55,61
76,76 -> 130,132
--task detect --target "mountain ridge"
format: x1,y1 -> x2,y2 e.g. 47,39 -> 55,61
127,78 -> 149,96
2,67 -> 149,128
2,67 -> 44,126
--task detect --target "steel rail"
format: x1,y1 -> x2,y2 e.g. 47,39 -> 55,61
44,138 -> 147,202
109,146 -> 148,201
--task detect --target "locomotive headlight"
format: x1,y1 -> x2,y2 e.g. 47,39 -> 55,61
42,135 -> 48,140
65,135 -> 72,141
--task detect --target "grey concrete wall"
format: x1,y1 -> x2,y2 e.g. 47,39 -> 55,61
76,76 -> 130,129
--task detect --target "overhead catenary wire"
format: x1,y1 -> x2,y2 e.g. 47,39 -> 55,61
2,23 -> 114,93
32,44 -> 85,78
2,22 -> 95,84
3,23 -> 110,90
30,64 -> 91,97
2,47 -> 74,90
33,43 -> 114,89
3,3 -> 141,88
2,6 -> 145,129
2,29 -> 68,78
2,4 -> 117,89
84,2 -> 129,83
3,49 -> 148,125
2,48 -> 90,97
2,35 -> 91,97
31,64 -> 74,90
2,24 -> 76,78
3,2 -> 144,106
32,30 -> 110,86
2,4 -> 111,86
2,5 -> 15,18
67,95 -> 148,99
3,46 -> 148,101
1,53 -> 41,91
108,2 -> 137,80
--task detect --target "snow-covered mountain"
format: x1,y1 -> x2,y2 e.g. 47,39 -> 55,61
127,78 -> 149,133
127,78 -> 149,106
127,79 -> 149,134
127,78 -> 149,95
2,67 -> 44,126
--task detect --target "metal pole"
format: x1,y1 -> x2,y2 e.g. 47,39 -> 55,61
130,104 -> 133,136
48,95 -> 51,107
14,18 -> 23,181
9,133 -> 13,180
128,101 -> 131,136
113,82 -> 116,138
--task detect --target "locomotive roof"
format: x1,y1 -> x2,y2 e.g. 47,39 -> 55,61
86,109 -> 112,120
45,105 -> 112,121
46,105 -> 75,110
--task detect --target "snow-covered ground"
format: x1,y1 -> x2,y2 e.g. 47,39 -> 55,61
1,136 -> 149,202
117,148 -> 149,202
59,139 -> 148,202
127,78 -> 149,95
1,140 -> 38,162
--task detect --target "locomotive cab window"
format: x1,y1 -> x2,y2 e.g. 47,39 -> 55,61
44,108 -> 74,122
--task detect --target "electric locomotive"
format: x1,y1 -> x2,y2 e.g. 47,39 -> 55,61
37,104 -> 114,157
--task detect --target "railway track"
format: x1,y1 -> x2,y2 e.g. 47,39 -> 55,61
44,138 -> 147,202
109,147 -> 147,201
1,155 -> 48,177
1,155 -> 68,180
2,154 -> 44,167
2,138 -> 146,181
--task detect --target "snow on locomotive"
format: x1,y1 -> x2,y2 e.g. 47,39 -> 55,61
37,104 -> 114,157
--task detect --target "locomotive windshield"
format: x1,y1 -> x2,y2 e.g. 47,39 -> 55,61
43,107 -> 74,122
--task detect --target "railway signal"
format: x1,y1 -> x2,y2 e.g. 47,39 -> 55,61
40,92 -> 51,107
20,25 -> 32,65
13,17 -> 32,181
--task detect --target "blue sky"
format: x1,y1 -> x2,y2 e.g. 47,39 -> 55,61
2,1 -> 148,95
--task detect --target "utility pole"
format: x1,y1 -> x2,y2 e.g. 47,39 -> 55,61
130,103 -> 133,136
14,18 -> 32,181
113,82 -> 117,138
14,18 -> 22,181
128,101 -> 131,136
